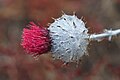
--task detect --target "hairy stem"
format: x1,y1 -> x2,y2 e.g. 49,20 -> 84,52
89,29 -> 120,41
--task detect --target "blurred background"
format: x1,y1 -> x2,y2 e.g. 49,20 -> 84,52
0,0 -> 120,80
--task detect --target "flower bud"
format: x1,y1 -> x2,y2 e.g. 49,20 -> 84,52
48,14 -> 89,63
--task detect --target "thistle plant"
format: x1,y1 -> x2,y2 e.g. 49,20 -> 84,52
21,13 -> 120,63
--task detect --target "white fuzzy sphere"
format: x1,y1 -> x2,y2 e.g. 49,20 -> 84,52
48,14 -> 89,63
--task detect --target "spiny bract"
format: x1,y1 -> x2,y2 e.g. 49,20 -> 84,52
48,14 -> 89,63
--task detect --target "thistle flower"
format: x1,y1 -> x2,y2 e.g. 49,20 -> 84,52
48,14 -> 89,63
21,22 -> 51,56
21,14 -> 120,63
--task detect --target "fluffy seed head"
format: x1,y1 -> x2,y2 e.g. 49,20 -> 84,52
21,22 -> 51,56
48,14 -> 89,63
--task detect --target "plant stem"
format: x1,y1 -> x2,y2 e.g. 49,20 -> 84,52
89,29 -> 120,41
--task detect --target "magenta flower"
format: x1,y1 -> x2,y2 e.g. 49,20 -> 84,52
21,22 -> 51,56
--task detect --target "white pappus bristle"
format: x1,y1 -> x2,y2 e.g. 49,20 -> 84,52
48,14 -> 89,63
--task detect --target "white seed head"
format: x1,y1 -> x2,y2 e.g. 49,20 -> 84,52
48,14 -> 89,63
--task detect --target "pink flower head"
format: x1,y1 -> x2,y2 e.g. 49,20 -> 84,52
21,22 -> 51,56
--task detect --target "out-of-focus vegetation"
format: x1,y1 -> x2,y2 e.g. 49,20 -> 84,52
0,0 -> 120,80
